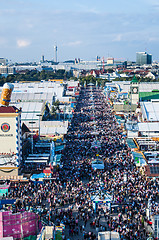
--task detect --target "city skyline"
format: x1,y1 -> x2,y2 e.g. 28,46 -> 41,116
1,0 -> 159,62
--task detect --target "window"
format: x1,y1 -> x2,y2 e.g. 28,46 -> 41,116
150,166 -> 159,174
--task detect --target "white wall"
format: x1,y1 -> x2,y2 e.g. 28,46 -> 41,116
0,117 -> 16,153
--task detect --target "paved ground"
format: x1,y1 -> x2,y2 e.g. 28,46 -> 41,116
63,206 -> 107,240
51,198 -> 111,240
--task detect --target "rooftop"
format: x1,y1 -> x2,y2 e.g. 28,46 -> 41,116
139,91 -> 159,101
131,75 -> 138,83
0,106 -> 20,113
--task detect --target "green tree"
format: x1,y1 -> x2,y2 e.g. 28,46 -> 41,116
50,100 -> 60,119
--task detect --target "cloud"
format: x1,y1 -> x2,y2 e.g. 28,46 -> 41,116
0,37 -> 7,45
63,41 -> 82,46
25,22 -> 34,29
0,9 -> 16,15
148,36 -> 159,42
113,34 -> 122,42
17,39 -> 31,48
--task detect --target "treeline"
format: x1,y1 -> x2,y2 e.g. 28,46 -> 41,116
114,77 -> 158,82
79,75 -> 159,86
0,69 -> 157,87
79,76 -> 108,87
0,69 -> 73,86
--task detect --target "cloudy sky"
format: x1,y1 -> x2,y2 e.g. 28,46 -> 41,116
1,0 -> 159,62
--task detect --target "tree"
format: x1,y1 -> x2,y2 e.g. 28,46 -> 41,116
40,70 -> 46,80
53,100 -> 60,110
50,100 -> 60,119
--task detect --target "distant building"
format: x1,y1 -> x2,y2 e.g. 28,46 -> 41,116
41,66 -> 53,71
107,57 -> 114,65
96,56 -> 100,61
41,55 -> 45,63
144,72 -> 156,80
0,58 -> 7,66
0,66 -> 16,75
136,52 -> 152,65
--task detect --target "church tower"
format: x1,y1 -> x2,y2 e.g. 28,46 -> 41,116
130,75 -> 139,105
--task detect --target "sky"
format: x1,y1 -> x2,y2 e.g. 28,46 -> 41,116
1,0 -> 159,62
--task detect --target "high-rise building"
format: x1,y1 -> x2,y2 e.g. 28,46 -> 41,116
54,45 -> 57,62
41,55 -> 45,63
136,52 -> 152,65
96,56 -> 100,61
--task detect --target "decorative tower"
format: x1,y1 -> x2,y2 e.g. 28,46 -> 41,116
0,83 -> 22,178
130,75 -> 139,105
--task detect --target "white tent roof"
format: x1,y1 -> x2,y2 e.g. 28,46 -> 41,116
92,194 -> 112,202
138,122 -> 159,132
141,102 -> 159,121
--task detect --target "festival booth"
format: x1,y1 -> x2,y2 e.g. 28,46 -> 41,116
10,179 -> 29,187
55,145 -> 65,152
91,194 -> 112,212
39,135 -> 64,145
0,183 -> 10,197
30,173 -> 44,183
52,154 -> 62,168
25,153 -> 50,164
132,151 -> 147,167
91,160 -> 104,170
31,165 -> 52,182
43,168 -> 52,178
91,140 -> 101,149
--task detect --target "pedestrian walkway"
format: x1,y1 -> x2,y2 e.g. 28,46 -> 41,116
8,86 -> 159,240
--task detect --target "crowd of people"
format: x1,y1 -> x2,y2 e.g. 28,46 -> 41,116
8,86 -> 159,239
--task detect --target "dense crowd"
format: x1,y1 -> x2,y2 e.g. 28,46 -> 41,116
7,87 -> 159,239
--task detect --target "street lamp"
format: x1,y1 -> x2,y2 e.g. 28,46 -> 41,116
36,114 -> 42,139
29,121 -> 36,154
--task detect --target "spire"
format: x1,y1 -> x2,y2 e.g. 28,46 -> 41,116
131,75 -> 138,83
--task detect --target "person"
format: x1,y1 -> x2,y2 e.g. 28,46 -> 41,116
8,87 -> 158,240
